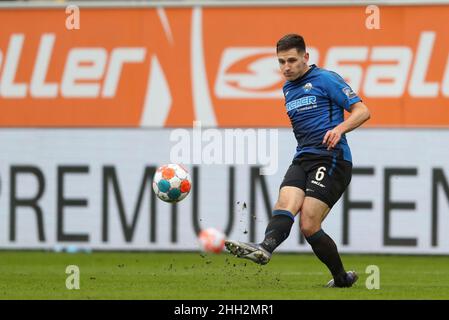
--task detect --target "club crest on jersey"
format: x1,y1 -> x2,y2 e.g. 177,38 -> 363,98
303,82 -> 313,93
342,86 -> 357,99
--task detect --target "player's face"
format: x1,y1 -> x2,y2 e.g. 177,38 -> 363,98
277,48 -> 309,81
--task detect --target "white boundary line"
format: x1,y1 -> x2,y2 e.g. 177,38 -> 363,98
0,0 -> 448,9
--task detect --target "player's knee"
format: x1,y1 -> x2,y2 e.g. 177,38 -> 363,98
299,212 -> 321,237
274,200 -> 300,215
300,221 -> 320,238
275,187 -> 304,214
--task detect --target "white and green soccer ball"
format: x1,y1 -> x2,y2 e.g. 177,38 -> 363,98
152,164 -> 192,203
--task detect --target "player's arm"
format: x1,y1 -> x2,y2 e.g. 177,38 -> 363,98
323,101 -> 370,150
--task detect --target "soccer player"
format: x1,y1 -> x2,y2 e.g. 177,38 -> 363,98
225,34 -> 371,288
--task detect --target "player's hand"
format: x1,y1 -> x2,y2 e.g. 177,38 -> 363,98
322,128 -> 342,150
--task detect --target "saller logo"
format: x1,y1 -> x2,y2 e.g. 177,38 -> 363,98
0,33 -> 146,99
214,47 -> 284,98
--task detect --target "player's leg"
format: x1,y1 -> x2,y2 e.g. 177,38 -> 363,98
300,197 -> 354,287
301,156 -> 357,287
225,186 -> 304,264
259,186 -> 304,253
225,162 -> 306,264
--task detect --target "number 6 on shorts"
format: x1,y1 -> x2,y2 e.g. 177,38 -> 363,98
315,166 -> 326,181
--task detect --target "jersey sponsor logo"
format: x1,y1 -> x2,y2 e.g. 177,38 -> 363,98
214,47 -> 284,98
285,96 -> 317,112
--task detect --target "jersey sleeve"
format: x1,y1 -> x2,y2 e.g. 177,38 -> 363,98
322,71 -> 361,111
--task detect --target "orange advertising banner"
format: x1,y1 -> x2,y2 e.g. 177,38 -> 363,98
1,5 -> 449,127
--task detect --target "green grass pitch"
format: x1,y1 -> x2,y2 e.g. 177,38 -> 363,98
1,251 -> 448,300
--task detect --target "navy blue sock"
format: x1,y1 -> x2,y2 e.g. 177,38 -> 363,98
306,229 -> 347,285
260,210 -> 295,253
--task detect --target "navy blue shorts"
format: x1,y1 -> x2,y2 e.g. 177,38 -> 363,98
279,153 -> 352,208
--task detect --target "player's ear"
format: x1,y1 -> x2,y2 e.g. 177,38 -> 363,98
303,51 -> 309,62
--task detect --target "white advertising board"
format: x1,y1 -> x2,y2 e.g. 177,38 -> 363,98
0,129 -> 448,254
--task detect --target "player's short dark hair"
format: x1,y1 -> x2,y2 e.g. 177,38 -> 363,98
276,34 -> 306,54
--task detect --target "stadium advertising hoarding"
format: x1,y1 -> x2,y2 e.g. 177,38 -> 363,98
1,4 -> 448,255
0,129 -> 448,254
0,5 -> 449,127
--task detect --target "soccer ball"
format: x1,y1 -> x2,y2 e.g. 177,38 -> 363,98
152,164 -> 192,203
198,228 -> 226,254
